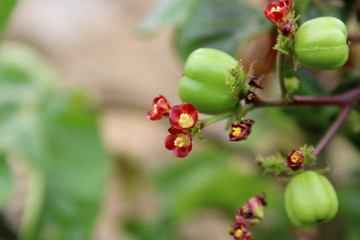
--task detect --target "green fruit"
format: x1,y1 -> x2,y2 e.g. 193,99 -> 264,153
178,48 -> 243,114
285,171 -> 338,228
294,17 -> 349,70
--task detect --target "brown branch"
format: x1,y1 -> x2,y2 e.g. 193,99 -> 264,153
312,104 -> 351,156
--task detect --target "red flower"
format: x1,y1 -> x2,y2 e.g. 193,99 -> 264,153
169,103 -> 198,130
244,91 -> 257,105
229,224 -> 254,240
229,123 -> 251,141
264,1 -> 288,27
236,192 -> 267,226
165,128 -> 192,158
248,73 -> 264,89
281,0 -> 294,10
280,23 -> 292,36
147,94 -> 171,120
286,150 -> 305,171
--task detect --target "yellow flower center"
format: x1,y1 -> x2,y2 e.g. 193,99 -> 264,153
174,137 -> 185,148
291,152 -> 301,163
153,104 -> 158,113
247,93 -> 254,100
243,207 -> 250,214
271,6 -> 281,12
232,127 -> 242,137
235,229 -> 243,238
179,113 -> 190,124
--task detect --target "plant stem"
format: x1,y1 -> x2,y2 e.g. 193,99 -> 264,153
255,86 -> 360,107
312,104 -> 351,157
199,111 -> 233,129
277,52 -> 287,100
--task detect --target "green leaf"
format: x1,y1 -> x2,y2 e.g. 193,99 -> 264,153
0,43 -> 111,240
175,0 -> 271,60
0,0 -> 17,40
154,146 -> 282,222
0,155 -> 13,209
138,0 -> 198,36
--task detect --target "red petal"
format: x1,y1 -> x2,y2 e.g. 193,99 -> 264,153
173,144 -> 192,158
165,135 -> 177,150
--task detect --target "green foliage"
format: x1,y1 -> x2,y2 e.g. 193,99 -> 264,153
0,43 -> 111,240
255,152 -> 288,175
0,0 -> 17,40
140,0 -> 271,60
0,155 -> 13,209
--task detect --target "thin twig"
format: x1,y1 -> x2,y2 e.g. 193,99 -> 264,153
255,86 -> 360,107
312,104 -> 351,156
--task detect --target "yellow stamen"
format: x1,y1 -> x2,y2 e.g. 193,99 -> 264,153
153,104 -> 158,113
228,226 -> 235,234
271,6 -> 281,12
291,153 -> 301,163
232,127 -> 242,137
235,229 -> 243,238
179,113 -> 190,124
174,137 -> 185,148
247,93 -> 254,100
243,207 -> 250,214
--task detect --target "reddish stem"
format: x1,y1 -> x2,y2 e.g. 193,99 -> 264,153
312,104 -> 351,156
255,86 -> 360,107
255,87 -> 360,157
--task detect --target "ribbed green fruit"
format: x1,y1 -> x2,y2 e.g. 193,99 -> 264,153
285,171 -> 338,228
294,17 -> 349,70
178,48 -> 243,114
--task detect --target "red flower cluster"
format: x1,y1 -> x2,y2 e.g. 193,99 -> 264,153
229,119 -> 254,142
264,0 -> 294,31
147,95 -> 198,158
286,150 -> 305,171
229,193 -> 267,240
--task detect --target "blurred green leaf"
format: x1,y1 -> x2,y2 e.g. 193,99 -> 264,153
138,0 -> 198,36
154,146 -> 282,221
0,156 -> 13,209
295,0 -> 355,25
0,43 -> 111,240
0,0 -> 17,40
175,0 -> 271,60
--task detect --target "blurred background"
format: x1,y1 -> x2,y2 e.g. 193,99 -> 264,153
0,0 -> 359,239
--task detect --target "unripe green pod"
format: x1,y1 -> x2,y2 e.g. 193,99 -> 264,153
294,17 -> 349,70
285,171 -> 338,228
178,48 -> 243,114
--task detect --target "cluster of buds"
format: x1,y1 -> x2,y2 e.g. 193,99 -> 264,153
229,193 -> 267,240
264,0 -> 295,36
147,95 -> 198,158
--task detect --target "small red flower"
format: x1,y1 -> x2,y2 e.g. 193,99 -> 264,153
169,103 -> 198,130
264,1 -> 288,27
286,150 -> 305,171
236,192 -> 267,226
280,23 -> 292,36
165,128 -> 192,158
147,94 -> 171,120
281,0 -> 294,10
229,224 -> 254,240
244,91 -> 257,105
229,123 -> 251,141
248,73 -> 264,89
